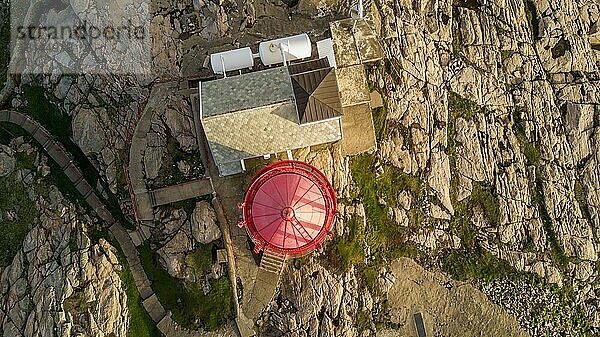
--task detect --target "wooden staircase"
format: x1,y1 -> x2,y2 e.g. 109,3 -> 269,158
260,250 -> 287,274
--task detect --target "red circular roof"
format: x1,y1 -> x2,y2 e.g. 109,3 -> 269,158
240,160 -> 337,255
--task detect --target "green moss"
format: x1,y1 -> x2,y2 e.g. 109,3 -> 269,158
365,63 -> 390,141
138,243 -> 234,331
511,106 -> 568,270
15,151 -> 36,169
323,215 -> 365,272
0,177 -> 38,267
500,50 -> 516,63
185,244 -> 214,282
445,97 -> 536,282
372,105 -> 389,142
63,289 -> 97,315
349,155 -> 424,256
448,92 -> 482,121
574,181 -> 594,228
355,310 -> 372,335
452,14 -> 463,58
441,248 -> 518,282
104,237 -> 164,337
470,183 -> 501,226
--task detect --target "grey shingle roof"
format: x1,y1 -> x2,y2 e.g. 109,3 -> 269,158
202,101 -> 342,176
201,67 -> 295,118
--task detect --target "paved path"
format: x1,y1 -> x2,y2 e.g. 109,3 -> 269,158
0,110 -> 236,337
128,82 -> 180,229
149,178 -> 214,206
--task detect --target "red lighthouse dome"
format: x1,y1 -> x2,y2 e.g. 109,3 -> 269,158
239,160 -> 337,256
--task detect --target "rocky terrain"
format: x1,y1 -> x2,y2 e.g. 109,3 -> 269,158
264,0 -> 600,336
0,139 -> 129,337
151,201 -> 222,282
1,0 -> 600,335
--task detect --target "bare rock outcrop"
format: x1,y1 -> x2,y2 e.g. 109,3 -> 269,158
0,145 -> 15,177
153,201 -> 221,281
266,258 -> 360,337
0,146 -> 128,337
191,200 -> 221,244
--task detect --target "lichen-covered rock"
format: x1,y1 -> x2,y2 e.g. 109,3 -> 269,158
0,188 -> 128,337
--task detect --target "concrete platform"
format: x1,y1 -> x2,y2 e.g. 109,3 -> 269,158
330,18 -> 383,67
336,65 -> 371,107
341,103 -> 377,156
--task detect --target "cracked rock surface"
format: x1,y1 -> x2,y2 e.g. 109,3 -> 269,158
0,142 -> 128,337
267,0 -> 600,336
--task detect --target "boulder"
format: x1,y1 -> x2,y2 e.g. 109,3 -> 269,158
190,201 -> 221,244
0,145 -> 15,177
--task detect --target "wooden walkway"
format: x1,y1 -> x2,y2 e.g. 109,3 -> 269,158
0,110 -> 235,337
148,178 -> 214,206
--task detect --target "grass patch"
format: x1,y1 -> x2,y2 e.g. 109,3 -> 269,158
323,153 -> 424,293
106,238 -> 164,337
0,176 -> 38,267
185,244 -> 214,282
322,215 -> 365,272
138,243 -> 234,331
349,154 -> 425,256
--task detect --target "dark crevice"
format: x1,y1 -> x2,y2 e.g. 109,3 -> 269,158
524,0 -> 541,40
551,37 -> 571,59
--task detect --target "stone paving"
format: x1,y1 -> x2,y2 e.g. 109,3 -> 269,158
330,18 -> 383,67
340,103 -> 377,155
